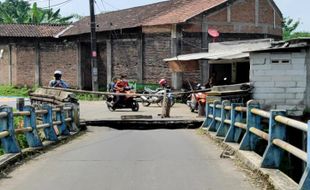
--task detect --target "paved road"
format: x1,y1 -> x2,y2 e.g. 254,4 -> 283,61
0,127 -> 257,190
80,101 -> 204,121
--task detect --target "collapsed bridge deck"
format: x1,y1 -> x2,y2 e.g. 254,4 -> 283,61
80,101 -> 204,129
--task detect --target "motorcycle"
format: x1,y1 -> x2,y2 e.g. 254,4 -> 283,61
140,87 -> 175,107
187,84 -> 208,113
106,89 -> 139,112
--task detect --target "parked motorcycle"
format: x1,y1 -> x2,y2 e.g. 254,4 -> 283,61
187,84 -> 207,113
106,89 -> 139,112
140,87 -> 175,107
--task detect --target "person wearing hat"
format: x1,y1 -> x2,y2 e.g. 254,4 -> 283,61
49,70 -> 69,88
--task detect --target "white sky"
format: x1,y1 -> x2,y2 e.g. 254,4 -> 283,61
22,0 -> 310,31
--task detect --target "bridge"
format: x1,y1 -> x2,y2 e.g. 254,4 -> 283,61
0,88 -> 309,190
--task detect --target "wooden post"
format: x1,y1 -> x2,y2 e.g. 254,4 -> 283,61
161,90 -> 171,118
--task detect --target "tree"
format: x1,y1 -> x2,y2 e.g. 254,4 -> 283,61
283,17 -> 310,40
0,0 -> 75,24
0,0 -> 31,23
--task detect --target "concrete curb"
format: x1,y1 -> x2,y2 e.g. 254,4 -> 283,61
201,128 -> 299,190
0,130 -> 85,172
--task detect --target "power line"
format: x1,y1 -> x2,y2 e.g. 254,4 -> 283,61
99,0 -> 106,12
41,0 -> 72,9
101,0 -> 118,10
94,0 -> 102,13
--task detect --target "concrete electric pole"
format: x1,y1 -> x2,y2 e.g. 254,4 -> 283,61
89,0 -> 99,91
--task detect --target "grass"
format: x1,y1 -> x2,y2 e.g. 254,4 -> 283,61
0,85 -> 36,97
76,93 -> 105,101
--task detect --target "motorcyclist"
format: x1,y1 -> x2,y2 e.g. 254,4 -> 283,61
112,76 -> 130,108
49,70 -> 69,88
108,77 -> 118,92
159,78 -> 169,89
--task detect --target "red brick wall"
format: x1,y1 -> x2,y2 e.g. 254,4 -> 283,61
206,0 -> 282,36
181,35 -> 201,84
39,42 -> 78,87
230,0 -> 255,23
143,33 -> 172,83
16,44 -> 36,86
112,39 -> 139,81
207,7 -> 228,22
259,0 -> 274,25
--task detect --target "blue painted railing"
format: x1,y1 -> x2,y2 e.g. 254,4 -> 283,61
0,104 -> 78,154
203,100 -> 309,189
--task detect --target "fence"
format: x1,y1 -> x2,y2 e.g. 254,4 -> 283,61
0,103 -> 79,154
203,100 -> 310,189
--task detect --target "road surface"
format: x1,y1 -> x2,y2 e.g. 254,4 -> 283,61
80,101 -> 203,121
0,127 -> 258,190
0,96 -> 30,108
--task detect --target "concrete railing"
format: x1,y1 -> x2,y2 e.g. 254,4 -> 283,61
203,100 -> 310,189
0,103 -> 79,154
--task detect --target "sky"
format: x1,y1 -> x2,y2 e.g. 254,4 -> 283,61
29,0 -> 309,31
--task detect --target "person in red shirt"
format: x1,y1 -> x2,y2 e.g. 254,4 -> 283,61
113,74 -> 129,108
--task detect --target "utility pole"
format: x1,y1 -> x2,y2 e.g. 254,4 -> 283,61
89,0 -> 99,91
48,0 -> 50,9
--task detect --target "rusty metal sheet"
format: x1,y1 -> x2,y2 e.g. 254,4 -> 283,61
168,60 -> 199,72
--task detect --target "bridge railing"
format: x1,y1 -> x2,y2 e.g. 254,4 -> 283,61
0,103 -> 79,154
203,100 -> 310,189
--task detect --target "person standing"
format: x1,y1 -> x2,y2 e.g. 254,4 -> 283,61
49,70 -> 69,88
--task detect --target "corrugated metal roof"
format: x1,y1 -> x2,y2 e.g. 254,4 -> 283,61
164,39 -> 273,61
0,24 -> 68,38
249,38 -> 310,53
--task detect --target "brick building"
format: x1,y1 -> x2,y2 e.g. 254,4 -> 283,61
0,24 -> 79,87
0,0 -> 283,89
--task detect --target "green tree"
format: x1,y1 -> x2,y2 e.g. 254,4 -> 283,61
283,17 -> 310,40
0,0 -> 31,23
0,0 -> 75,24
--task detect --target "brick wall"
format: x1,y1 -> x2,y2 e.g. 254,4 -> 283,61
16,44 -> 36,86
207,0 -> 282,37
250,52 -> 307,116
112,39 -> 139,81
143,33 -> 171,83
181,34 -> 202,84
0,44 -> 11,85
39,42 -> 78,87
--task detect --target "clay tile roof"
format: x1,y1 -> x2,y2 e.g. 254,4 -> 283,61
62,0 -> 228,37
143,0 -> 227,26
0,24 -> 68,38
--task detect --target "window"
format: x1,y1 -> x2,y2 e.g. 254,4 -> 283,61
271,59 -> 291,64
